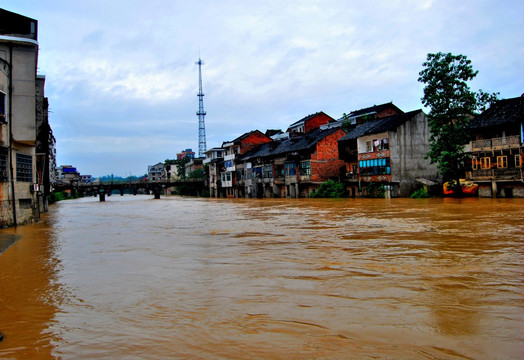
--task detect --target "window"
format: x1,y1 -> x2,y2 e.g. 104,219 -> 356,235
0,147 -> 7,182
16,153 -> 32,182
497,156 -> 507,169
480,157 -> 491,170
365,138 -> 389,152
285,162 -> 296,176
253,167 -> 262,178
0,92 -> 5,123
263,165 -> 273,178
299,161 -> 311,176
359,157 -> 390,175
515,155 -> 522,168
471,157 -> 478,170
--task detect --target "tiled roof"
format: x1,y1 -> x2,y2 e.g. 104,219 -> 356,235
241,126 -> 342,161
222,130 -> 264,146
345,102 -> 403,118
338,110 -> 423,141
287,112 -> 327,128
467,95 -> 524,129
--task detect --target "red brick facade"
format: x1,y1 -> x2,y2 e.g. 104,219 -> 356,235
239,131 -> 272,153
309,128 -> 347,182
305,113 -> 335,133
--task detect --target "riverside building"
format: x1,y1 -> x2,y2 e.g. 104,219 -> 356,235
0,9 -> 50,226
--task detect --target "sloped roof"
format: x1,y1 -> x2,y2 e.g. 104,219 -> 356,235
338,110 -> 423,141
345,102 -> 403,118
467,95 -> 524,130
222,130 -> 266,146
241,126 -> 343,161
287,111 -> 332,128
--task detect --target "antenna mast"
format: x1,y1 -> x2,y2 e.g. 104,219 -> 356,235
196,58 -> 207,158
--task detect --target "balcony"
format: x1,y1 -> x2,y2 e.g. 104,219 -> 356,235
224,154 -> 236,161
468,168 -> 522,181
471,135 -> 521,151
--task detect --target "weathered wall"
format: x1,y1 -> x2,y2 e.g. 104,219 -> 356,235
11,44 -> 36,144
389,112 -> 439,196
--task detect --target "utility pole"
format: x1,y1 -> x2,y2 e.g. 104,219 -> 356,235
196,58 -> 207,158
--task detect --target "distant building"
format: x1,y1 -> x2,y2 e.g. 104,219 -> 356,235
56,165 -> 80,184
203,147 -> 224,198
81,175 -> 93,184
241,112 -> 346,198
35,74 -> 56,211
220,130 -> 273,198
184,158 -> 203,178
176,148 -> 195,160
148,162 -> 164,182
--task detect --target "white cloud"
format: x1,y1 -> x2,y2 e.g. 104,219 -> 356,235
5,0 -> 522,176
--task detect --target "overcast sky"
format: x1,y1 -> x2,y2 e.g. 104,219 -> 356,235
3,0 -> 523,176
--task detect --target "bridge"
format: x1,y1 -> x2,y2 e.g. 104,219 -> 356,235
55,178 -> 206,201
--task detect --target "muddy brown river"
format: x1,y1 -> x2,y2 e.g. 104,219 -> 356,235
0,196 -> 523,359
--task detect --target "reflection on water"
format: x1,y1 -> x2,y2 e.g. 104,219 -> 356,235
0,196 -> 523,359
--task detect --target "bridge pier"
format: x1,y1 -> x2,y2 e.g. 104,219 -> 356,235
120,188 -> 124,196
99,192 -> 106,202
153,190 -> 161,199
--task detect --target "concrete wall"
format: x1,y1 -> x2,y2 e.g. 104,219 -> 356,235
10,44 -> 37,144
389,112 -> 439,196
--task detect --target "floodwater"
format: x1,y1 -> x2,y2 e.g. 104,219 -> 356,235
0,196 -> 523,359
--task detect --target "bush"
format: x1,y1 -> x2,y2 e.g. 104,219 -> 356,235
362,182 -> 385,198
48,191 -> 70,203
410,188 -> 429,198
311,180 -> 346,198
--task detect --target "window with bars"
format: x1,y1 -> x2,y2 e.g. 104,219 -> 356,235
16,153 -> 32,182
263,165 -> 273,178
0,147 -> 7,182
515,155 -> 522,168
0,92 -> 6,123
480,157 -> 491,170
299,161 -> 311,176
497,156 -> 507,169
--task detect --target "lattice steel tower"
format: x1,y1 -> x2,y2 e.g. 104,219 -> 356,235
196,58 -> 207,158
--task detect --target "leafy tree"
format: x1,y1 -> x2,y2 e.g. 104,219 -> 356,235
175,156 -> 191,179
418,52 -> 498,190
188,169 -> 204,179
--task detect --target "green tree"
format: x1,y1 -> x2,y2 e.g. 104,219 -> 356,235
418,52 -> 498,191
175,157 -> 191,179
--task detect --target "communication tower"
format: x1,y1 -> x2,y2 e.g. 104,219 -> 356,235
196,58 -> 207,158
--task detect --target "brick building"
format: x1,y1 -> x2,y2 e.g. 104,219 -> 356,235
241,113 -> 346,198
219,130 -> 272,198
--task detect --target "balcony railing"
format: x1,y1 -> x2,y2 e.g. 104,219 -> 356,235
471,135 -> 521,151
468,168 -> 522,180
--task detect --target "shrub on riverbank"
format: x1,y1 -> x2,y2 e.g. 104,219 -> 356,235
311,180 -> 346,198
48,191 -> 71,203
410,188 -> 430,198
